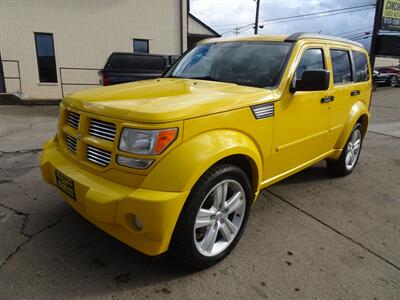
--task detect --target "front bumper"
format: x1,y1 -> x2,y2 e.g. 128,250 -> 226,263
40,139 -> 189,256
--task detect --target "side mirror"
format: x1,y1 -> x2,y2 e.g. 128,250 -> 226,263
293,70 -> 330,92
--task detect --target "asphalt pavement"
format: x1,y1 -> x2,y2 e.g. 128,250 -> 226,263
0,87 -> 399,299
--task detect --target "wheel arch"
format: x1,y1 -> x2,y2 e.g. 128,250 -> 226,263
141,129 -> 263,195
216,154 -> 259,196
357,113 -> 369,137
334,101 -> 370,150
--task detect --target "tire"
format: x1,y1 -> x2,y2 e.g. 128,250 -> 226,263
170,163 -> 253,269
327,123 -> 363,176
389,75 -> 398,87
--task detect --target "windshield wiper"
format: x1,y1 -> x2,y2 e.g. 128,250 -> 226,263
167,75 -> 217,81
185,76 -> 216,81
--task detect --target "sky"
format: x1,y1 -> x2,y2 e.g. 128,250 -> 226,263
190,0 -> 377,49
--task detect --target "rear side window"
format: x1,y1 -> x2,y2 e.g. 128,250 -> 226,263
295,48 -> 325,79
353,51 -> 369,82
107,54 -> 166,71
330,49 -> 353,84
108,54 -> 131,69
132,56 -> 165,70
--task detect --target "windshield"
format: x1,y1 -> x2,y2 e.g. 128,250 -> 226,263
165,41 -> 292,88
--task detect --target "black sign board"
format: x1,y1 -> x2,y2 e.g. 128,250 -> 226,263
376,35 -> 400,56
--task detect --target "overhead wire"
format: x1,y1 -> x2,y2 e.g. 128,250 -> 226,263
220,3 -> 375,36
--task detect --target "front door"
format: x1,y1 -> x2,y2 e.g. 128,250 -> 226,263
266,45 -> 330,179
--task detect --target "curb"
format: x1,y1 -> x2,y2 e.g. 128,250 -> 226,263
0,94 -> 61,106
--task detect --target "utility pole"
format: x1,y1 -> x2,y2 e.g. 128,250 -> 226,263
235,27 -> 240,36
370,0 -> 384,70
254,0 -> 260,34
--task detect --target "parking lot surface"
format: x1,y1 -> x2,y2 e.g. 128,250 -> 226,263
0,87 -> 399,299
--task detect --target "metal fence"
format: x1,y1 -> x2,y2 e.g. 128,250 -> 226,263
59,67 -> 102,97
0,60 -> 22,95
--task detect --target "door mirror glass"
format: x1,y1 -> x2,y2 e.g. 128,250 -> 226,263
294,69 -> 330,91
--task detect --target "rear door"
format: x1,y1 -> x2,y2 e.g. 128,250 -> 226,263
350,49 -> 372,111
323,48 -> 355,151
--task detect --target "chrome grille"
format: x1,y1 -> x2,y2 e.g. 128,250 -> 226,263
86,145 -> 112,167
65,134 -> 77,153
67,111 -> 80,129
89,119 -> 116,141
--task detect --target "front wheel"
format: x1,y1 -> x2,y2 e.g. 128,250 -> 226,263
171,164 -> 252,269
327,123 -> 363,176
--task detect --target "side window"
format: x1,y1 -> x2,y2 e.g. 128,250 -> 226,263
353,51 -> 369,82
330,49 -> 353,84
295,48 -> 325,79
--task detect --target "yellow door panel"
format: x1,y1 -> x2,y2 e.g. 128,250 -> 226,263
267,45 -> 330,178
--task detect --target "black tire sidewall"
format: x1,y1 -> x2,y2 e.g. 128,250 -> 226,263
171,164 -> 253,269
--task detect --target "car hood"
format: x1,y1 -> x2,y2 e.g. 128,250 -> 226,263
63,78 -> 276,123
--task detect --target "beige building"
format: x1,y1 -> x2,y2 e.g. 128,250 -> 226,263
0,0 -> 220,100
188,13 -> 221,48
375,57 -> 400,68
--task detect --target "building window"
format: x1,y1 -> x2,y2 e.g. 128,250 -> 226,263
133,39 -> 149,54
34,33 -> 57,83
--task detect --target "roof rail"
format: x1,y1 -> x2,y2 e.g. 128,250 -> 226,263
285,32 -> 365,48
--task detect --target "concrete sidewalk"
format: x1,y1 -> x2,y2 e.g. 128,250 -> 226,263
0,88 -> 399,299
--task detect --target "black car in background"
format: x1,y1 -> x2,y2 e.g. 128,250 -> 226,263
373,70 -> 399,87
99,53 -> 179,86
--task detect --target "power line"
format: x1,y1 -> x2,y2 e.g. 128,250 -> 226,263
221,3 -> 376,36
226,6 -> 374,35
334,26 -> 373,37
260,3 -> 375,23
259,7 -> 375,27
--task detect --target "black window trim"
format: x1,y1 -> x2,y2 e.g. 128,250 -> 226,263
34,32 -> 58,83
329,47 -> 354,86
133,38 -> 149,54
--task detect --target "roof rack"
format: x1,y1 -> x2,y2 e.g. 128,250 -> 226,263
284,32 -> 365,48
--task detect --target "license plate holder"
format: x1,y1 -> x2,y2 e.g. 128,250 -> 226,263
55,170 -> 76,201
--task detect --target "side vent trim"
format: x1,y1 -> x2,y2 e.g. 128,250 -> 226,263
251,103 -> 274,119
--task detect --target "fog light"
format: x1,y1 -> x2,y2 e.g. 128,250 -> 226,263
117,155 -> 153,169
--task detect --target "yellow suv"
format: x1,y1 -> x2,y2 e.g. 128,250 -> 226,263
41,33 -> 372,269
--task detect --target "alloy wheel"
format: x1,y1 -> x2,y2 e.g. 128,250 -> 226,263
193,179 -> 246,257
390,76 -> 398,87
345,128 -> 362,170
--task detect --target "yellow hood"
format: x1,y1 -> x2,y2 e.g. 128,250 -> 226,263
64,78 -> 276,123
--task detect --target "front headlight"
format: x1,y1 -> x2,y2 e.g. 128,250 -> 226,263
119,128 -> 178,155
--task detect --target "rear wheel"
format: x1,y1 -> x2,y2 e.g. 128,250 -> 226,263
171,164 -> 252,269
327,123 -> 363,176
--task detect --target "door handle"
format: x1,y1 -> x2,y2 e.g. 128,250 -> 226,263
350,90 -> 360,96
321,96 -> 334,103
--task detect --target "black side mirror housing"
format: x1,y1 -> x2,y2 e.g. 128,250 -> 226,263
293,70 -> 330,92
